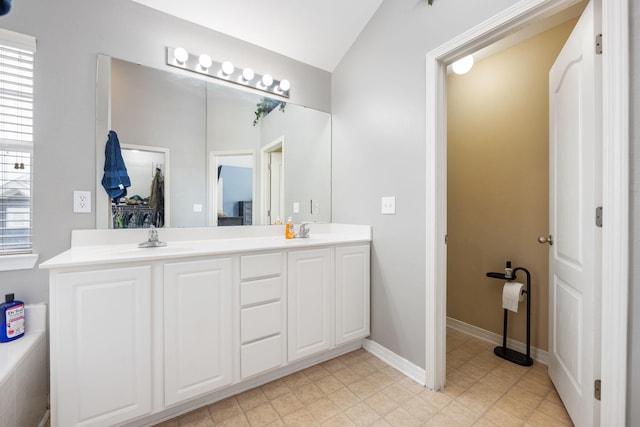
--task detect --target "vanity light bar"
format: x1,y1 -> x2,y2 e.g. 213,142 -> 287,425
166,47 -> 290,98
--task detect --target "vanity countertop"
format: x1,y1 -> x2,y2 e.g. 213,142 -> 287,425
40,223 -> 371,269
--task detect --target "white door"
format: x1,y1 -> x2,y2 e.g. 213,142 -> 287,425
548,1 -> 601,425
269,151 -> 283,223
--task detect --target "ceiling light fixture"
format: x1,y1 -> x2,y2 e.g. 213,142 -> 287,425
452,54 -> 474,75
166,47 -> 290,98
221,61 -> 234,76
198,54 -> 212,70
261,74 -> 274,88
278,79 -> 290,92
242,67 -> 254,82
174,47 -> 189,65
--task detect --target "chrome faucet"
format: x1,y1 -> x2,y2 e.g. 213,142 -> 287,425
297,223 -> 311,238
138,225 -> 167,248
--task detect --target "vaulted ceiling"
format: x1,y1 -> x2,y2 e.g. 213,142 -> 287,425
131,0 -> 384,72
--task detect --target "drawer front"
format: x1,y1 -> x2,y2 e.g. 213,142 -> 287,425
241,276 -> 282,306
241,301 -> 282,343
241,334 -> 282,379
241,253 -> 282,280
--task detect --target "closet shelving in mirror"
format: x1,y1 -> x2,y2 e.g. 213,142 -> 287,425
166,47 -> 290,98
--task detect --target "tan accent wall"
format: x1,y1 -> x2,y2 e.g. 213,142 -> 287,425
446,19 -> 578,351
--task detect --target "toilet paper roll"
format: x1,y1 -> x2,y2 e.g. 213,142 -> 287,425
502,281 -> 525,313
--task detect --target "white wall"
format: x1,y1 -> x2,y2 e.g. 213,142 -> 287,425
0,0 -> 330,304
332,0 -> 514,369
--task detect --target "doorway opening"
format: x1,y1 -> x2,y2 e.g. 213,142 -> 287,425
425,0 -> 629,424
261,136 -> 285,225
117,143 -> 170,228
209,150 -> 255,226
445,9 -> 581,374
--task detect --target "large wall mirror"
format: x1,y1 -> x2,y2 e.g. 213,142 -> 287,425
95,55 -> 331,229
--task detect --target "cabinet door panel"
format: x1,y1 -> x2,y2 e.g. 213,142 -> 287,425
56,266 -> 152,427
288,248 -> 331,361
335,245 -> 370,345
164,258 -> 232,406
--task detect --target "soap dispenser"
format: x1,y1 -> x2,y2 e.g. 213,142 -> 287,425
285,217 -> 295,239
0,293 -> 25,343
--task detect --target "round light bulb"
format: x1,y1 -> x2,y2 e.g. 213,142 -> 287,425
279,79 -> 290,92
198,54 -> 212,70
452,55 -> 474,75
242,67 -> 255,82
221,61 -> 234,75
174,47 -> 189,64
261,74 -> 274,87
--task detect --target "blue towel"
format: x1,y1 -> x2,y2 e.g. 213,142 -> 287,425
101,130 -> 131,200
0,0 -> 11,16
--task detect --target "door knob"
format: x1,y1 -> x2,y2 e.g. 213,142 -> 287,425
538,235 -> 553,245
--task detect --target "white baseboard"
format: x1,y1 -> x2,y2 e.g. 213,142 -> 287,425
362,339 -> 426,386
447,317 -> 549,365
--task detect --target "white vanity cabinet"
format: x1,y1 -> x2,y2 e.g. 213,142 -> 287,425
163,258 -> 233,406
287,248 -> 332,362
335,245 -> 370,345
50,265 -> 153,427
43,225 -> 371,427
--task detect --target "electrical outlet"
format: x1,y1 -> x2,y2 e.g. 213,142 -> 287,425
293,202 -> 300,214
311,199 -> 319,214
381,196 -> 396,215
73,191 -> 91,213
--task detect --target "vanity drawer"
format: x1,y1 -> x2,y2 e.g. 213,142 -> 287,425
241,276 -> 281,306
241,301 -> 282,343
241,252 -> 281,280
241,334 -> 282,379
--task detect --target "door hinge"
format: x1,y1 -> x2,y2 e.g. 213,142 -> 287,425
596,206 -> 603,228
445,235 -> 448,245
595,379 -> 601,401
595,33 -> 603,55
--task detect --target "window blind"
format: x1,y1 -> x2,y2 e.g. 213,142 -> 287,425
0,29 -> 35,254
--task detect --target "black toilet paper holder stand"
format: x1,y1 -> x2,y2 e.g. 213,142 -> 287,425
486,262 -> 533,366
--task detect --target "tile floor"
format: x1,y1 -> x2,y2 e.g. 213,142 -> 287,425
152,328 -> 572,426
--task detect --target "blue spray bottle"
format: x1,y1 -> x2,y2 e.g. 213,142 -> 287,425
0,293 -> 25,342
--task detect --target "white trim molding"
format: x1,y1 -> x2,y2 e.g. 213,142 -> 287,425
425,0 -> 628,423
447,317 -> 549,365
599,0 -> 629,424
0,253 -> 39,272
362,339 -> 427,387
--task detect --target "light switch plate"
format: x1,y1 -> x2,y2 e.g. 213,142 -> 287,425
73,191 -> 91,213
293,202 -> 300,214
381,196 -> 396,215
193,204 -> 203,212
